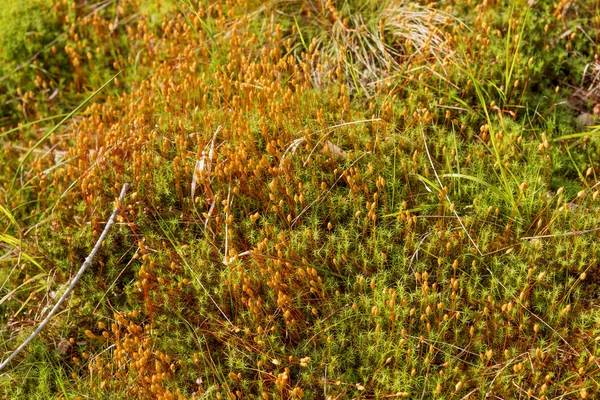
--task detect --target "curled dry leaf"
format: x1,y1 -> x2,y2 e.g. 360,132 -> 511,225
191,126 -> 221,203
575,113 -> 595,129
56,338 -> 72,355
322,140 -> 347,160
222,250 -> 253,266
280,137 -> 347,170
280,137 -> 306,167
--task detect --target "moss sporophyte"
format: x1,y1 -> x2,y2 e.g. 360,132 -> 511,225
1,0 -> 600,398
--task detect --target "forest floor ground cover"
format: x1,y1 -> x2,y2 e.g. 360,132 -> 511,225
1,0 -> 600,399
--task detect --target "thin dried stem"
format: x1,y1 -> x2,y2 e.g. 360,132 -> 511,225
0,183 -> 130,372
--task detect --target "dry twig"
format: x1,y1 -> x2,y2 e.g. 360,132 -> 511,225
0,183 -> 130,371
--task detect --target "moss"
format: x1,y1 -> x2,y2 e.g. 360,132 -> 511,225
2,0 -> 600,398
0,0 -> 64,119
0,0 -> 58,67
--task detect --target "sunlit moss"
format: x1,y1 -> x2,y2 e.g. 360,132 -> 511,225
1,0 -> 600,399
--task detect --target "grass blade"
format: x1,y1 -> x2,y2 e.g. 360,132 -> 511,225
442,173 -> 511,204
11,71 -> 121,190
0,204 -> 18,229
552,126 -> 600,141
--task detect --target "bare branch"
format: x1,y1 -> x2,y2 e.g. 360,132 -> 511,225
0,183 -> 130,372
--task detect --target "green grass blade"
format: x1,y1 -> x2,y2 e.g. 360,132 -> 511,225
414,173 -> 441,194
0,273 -> 46,306
505,5 -> 529,100
442,173 -> 511,204
552,127 -> 600,141
11,71 -> 121,190
0,113 -> 81,138
294,16 -> 308,52
0,205 -> 19,229
564,145 -> 590,189
179,0 -> 218,55
0,233 -> 42,270
464,66 -> 516,206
